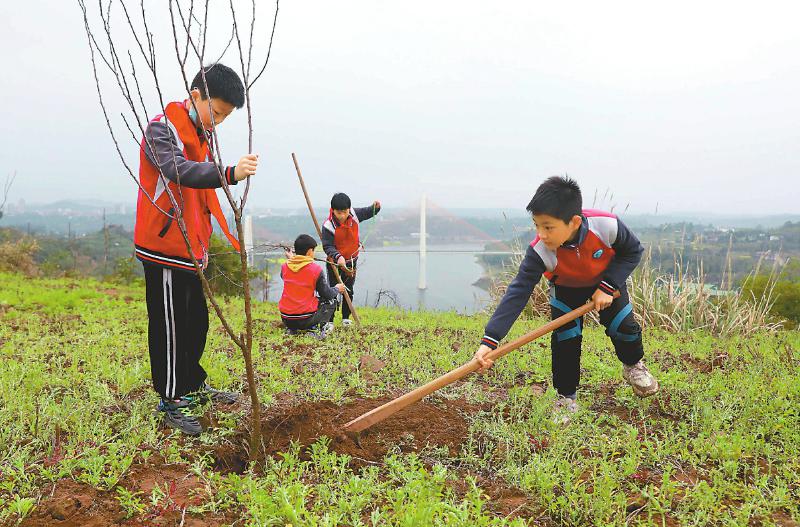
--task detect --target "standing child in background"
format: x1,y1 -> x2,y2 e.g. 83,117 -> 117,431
473,176 -> 658,424
279,234 -> 346,337
321,192 -> 381,326
134,63 -> 258,436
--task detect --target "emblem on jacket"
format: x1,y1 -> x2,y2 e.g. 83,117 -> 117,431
592,249 -> 604,259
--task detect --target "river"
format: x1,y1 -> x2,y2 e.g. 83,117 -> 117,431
258,244 -> 492,314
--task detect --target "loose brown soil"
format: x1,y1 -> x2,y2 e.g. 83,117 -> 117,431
21,394 -> 536,526
20,463 -> 235,527
220,394 -> 480,469
680,351 -> 729,373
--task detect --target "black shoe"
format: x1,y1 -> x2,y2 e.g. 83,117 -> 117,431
158,399 -> 202,436
202,383 -> 239,405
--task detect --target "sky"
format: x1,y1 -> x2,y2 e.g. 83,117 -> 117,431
1,0 -> 798,215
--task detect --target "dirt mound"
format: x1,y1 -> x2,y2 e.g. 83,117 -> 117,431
20,464 -> 234,527
217,395 -> 479,470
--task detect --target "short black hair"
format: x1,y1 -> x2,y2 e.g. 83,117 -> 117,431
294,234 -> 318,255
191,63 -> 245,109
331,192 -> 351,210
526,175 -> 582,223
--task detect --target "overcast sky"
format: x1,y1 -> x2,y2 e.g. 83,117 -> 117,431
1,0 -> 798,215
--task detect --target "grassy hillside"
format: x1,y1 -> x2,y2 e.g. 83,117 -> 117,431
0,272 -> 798,526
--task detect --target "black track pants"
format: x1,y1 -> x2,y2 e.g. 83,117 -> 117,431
143,263 -> 208,399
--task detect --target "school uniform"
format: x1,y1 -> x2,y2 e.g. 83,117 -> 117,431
480,209 -> 645,397
320,204 -> 380,321
134,100 -> 239,400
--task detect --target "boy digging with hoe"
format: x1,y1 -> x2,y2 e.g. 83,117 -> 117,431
134,63 -> 258,435
474,176 -> 658,424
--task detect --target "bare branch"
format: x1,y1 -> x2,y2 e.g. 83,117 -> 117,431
92,0 -> 187,219
86,1 -> 225,328
0,171 -> 16,219
249,0 -> 279,89
246,0 -> 256,78
77,0 -> 173,219
214,25 -> 236,64
228,0 -> 279,208
169,8 -> 239,215
118,0 -> 152,71
201,0 -> 210,60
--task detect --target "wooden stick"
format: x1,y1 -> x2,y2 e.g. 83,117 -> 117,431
291,153 -> 361,326
343,293 -> 619,433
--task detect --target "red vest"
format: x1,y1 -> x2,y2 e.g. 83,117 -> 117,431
535,209 -> 617,288
279,263 -> 322,316
328,209 -> 361,260
134,101 -> 239,271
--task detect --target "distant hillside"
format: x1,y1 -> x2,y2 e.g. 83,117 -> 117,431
2,200 -> 798,240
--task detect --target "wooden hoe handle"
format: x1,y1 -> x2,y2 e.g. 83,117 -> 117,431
343,292 -> 619,433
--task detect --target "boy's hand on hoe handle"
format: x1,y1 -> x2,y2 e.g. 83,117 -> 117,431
474,344 -> 495,373
334,283 -> 347,294
336,255 -> 347,268
473,290 -> 616,373
591,289 -> 613,311
234,154 -> 259,181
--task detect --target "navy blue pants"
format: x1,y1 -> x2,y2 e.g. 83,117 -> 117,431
549,285 -> 643,397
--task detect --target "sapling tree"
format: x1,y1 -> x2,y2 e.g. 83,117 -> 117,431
77,0 -> 279,458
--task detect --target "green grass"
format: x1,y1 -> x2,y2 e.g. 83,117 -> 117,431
1,271 -> 798,526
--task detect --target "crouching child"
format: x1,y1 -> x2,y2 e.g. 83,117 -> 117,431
279,234 -> 346,336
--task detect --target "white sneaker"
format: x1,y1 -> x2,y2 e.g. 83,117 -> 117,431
552,396 -> 578,425
623,361 -> 659,398
342,319 -> 354,327
322,322 -> 334,334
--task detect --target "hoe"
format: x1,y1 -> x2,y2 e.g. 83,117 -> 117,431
343,293 -> 618,438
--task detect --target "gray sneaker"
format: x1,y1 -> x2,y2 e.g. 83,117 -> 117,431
552,396 -> 578,425
314,331 -> 329,340
158,399 -> 202,436
623,361 -> 659,397
201,383 -> 239,405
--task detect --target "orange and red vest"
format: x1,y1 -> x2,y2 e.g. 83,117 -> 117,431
534,209 -> 617,288
279,263 -> 323,317
326,209 -> 361,260
134,101 -> 239,271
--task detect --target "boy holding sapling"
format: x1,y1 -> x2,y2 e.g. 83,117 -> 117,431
473,176 -> 658,424
134,64 -> 257,435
